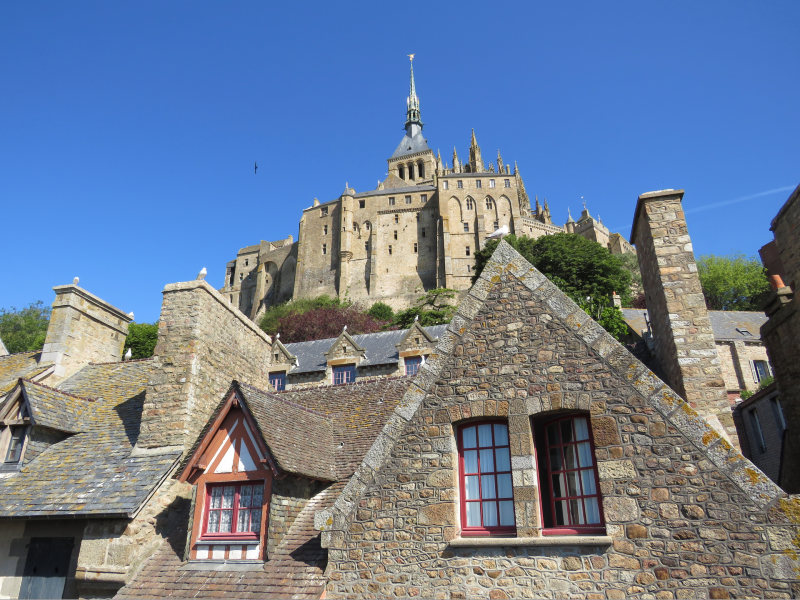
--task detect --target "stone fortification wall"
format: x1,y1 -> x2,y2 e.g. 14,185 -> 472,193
631,190 -> 738,447
317,242 -> 799,599
41,284 -> 132,380
138,279 -> 273,450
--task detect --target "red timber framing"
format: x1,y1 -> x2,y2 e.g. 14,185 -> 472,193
178,386 -> 280,561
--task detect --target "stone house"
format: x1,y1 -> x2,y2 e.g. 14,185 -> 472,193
759,183 -> 800,493
220,58 -> 632,321
733,382 -> 786,486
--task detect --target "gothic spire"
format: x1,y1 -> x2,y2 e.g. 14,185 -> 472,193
497,150 -> 504,173
405,54 -> 422,131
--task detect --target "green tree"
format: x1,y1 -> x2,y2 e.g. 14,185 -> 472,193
367,302 -> 394,323
0,301 -> 51,354
393,288 -> 458,329
616,252 -> 642,304
474,234 -> 633,304
578,297 -> 630,343
697,253 -> 770,311
124,322 -> 159,359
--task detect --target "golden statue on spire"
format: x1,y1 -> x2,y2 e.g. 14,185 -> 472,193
408,54 -> 415,61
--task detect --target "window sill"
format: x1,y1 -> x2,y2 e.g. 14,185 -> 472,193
449,535 -> 613,548
182,560 -> 263,572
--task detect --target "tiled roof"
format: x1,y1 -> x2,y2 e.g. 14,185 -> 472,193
239,384 -> 336,482
22,380 -> 92,433
284,324 -> 447,374
116,481 -> 345,599
621,309 -> 768,341
0,360 -> 182,518
0,351 -> 51,396
278,377 -> 413,480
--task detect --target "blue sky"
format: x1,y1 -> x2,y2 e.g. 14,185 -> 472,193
1,2 -> 798,323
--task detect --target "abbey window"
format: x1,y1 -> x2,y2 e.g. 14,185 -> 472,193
421,194 -> 427,203
489,179 -> 495,188
389,197 -> 396,206
463,223 -> 469,232
443,181 -> 449,190
405,196 -> 412,205
476,180 -> 482,189
504,179 -> 511,188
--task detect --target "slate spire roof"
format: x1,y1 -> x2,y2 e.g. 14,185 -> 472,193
391,56 -> 430,159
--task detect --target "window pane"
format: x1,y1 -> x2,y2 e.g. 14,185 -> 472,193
251,509 -> 262,532
493,424 -> 508,446
547,423 -> 559,445
580,469 -> 597,496
563,445 -> 577,470
554,500 -> 567,525
482,502 -> 498,526
479,449 -> 494,473
208,511 -> 220,533
478,424 -> 493,447
237,508 -> 249,532
566,471 -> 579,496
239,485 -> 253,509
252,485 -> 263,507
499,501 -> 515,526
462,426 -> 477,449
584,497 -> 601,524
465,475 -> 480,500
569,499 -> 584,525
552,473 -> 565,497
574,417 -> 589,441
211,487 -> 222,509
497,474 -> 513,499
222,486 -> 235,509
466,502 -> 481,526
577,442 -> 593,468
495,447 -> 511,472
481,475 -> 497,499
549,447 -> 562,471
220,509 -> 233,532
464,450 -> 478,474
560,420 -> 574,443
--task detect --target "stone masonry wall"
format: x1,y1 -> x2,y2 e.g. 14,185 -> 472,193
631,190 -> 738,447
317,242 -> 800,599
41,284 -> 132,380
762,184 -> 800,493
138,279 -> 274,450
266,476 -> 324,559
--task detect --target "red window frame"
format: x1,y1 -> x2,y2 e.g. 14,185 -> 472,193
534,414 -> 605,535
201,481 -> 265,541
457,420 -> 516,536
405,357 -> 422,376
333,364 -> 355,385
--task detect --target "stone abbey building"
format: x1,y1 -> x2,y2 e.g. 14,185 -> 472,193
221,59 -> 633,321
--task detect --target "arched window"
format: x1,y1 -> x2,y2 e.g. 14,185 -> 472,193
408,163 -> 415,180
418,161 -> 425,179
398,165 -> 405,179
466,198 -> 474,210
457,421 -> 515,535
533,413 -> 604,534
485,198 -> 494,210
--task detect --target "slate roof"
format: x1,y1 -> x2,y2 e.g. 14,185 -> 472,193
0,360 -> 182,518
284,324 -> 447,375
390,130 -> 430,159
239,384 -> 336,481
22,380 -> 91,433
116,481 -> 344,599
0,351 -> 51,396
621,309 -> 768,342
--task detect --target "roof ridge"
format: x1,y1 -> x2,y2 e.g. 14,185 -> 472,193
88,357 -> 155,366
20,378 -> 97,402
0,350 -> 40,358
280,374 -> 411,394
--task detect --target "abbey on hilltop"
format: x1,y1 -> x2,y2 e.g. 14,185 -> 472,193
221,58 -> 634,320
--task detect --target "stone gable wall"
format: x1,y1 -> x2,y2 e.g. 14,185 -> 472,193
138,280 -> 274,450
318,243 -> 799,599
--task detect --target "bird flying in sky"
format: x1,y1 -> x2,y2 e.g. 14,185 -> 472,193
255,162 -> 258,174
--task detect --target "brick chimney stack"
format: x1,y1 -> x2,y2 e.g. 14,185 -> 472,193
631,189 -> 739,448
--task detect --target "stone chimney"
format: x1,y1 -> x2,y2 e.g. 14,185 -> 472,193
137,279 -> 274,451
40,284 -> 132,380
630,190 -> 739,447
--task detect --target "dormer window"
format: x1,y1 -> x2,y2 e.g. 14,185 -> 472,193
4,428 -> 26,463
333,365 -> 356,385
269,372 -> 286,392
